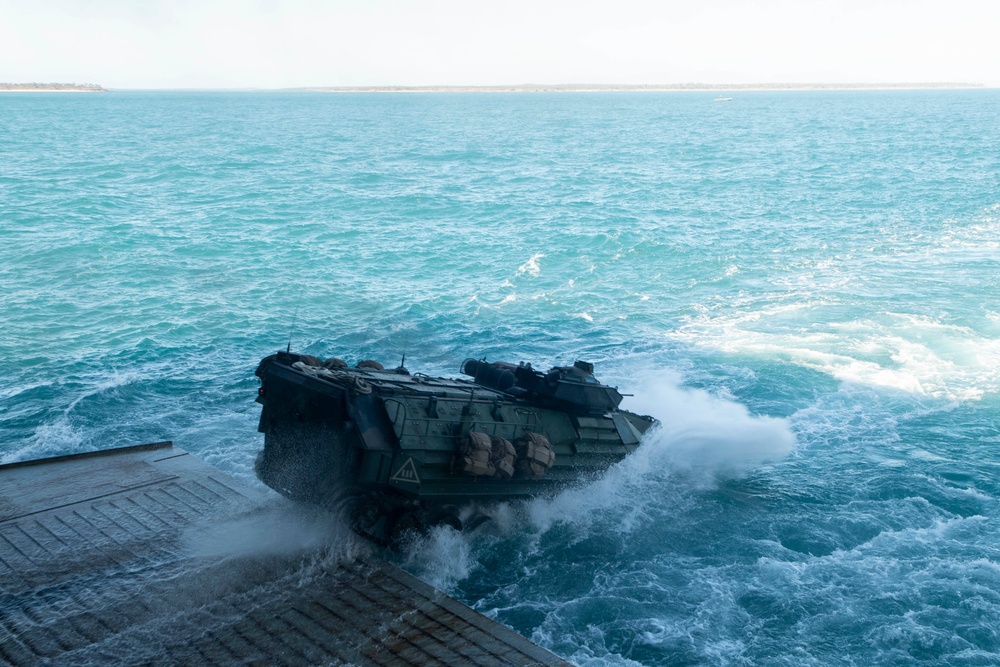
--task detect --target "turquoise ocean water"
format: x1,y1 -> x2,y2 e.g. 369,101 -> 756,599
2,90 -> 999,665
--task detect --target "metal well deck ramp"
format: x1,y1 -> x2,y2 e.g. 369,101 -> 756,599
0,442 -> 571,666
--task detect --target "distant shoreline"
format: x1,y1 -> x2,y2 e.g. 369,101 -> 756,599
0,83 -> 107,92
294,82 -> 985,94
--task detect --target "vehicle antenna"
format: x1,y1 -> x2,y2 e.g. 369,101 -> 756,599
286,306 -> 300,353
399,330 -> 410,369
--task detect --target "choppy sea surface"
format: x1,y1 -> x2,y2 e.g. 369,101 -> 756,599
2,90 -> 999,665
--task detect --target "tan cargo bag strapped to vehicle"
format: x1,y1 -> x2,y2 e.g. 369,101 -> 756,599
459,431 -> 496,477
515,432 -> 555,477
323,357 -> 348,369
489,436 -> 516,479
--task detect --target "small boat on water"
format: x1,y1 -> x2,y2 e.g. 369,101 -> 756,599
714,96 -> 733,102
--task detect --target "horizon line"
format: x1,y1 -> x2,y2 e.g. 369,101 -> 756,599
2,81 -> 993,93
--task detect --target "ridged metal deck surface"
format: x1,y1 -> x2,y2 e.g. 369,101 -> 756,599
0,442 -> 571,666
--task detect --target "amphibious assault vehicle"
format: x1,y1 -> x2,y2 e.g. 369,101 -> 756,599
254,351 -> 656,543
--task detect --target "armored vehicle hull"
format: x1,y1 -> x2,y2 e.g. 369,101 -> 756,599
254,351 -> 656,543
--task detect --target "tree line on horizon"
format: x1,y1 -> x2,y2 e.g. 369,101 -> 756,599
0,83 -> 107,91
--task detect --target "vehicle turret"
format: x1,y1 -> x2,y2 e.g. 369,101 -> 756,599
461,358 -> 623,416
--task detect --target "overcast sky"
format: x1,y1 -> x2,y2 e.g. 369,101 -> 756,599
1,0 -> 997,89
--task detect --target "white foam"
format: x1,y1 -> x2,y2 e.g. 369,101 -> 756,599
526,371 -> 797,532
1,418 -> 85,464
0,380 -> 49,402
626,374 -> 798,480
936,208 -> 1000,251
517,253 -> 545,277
64,367 -> 146,414
400,524 -> 475,591
668,311 -> 1000,401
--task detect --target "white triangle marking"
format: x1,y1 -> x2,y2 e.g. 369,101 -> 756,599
390,457 -> 421,485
